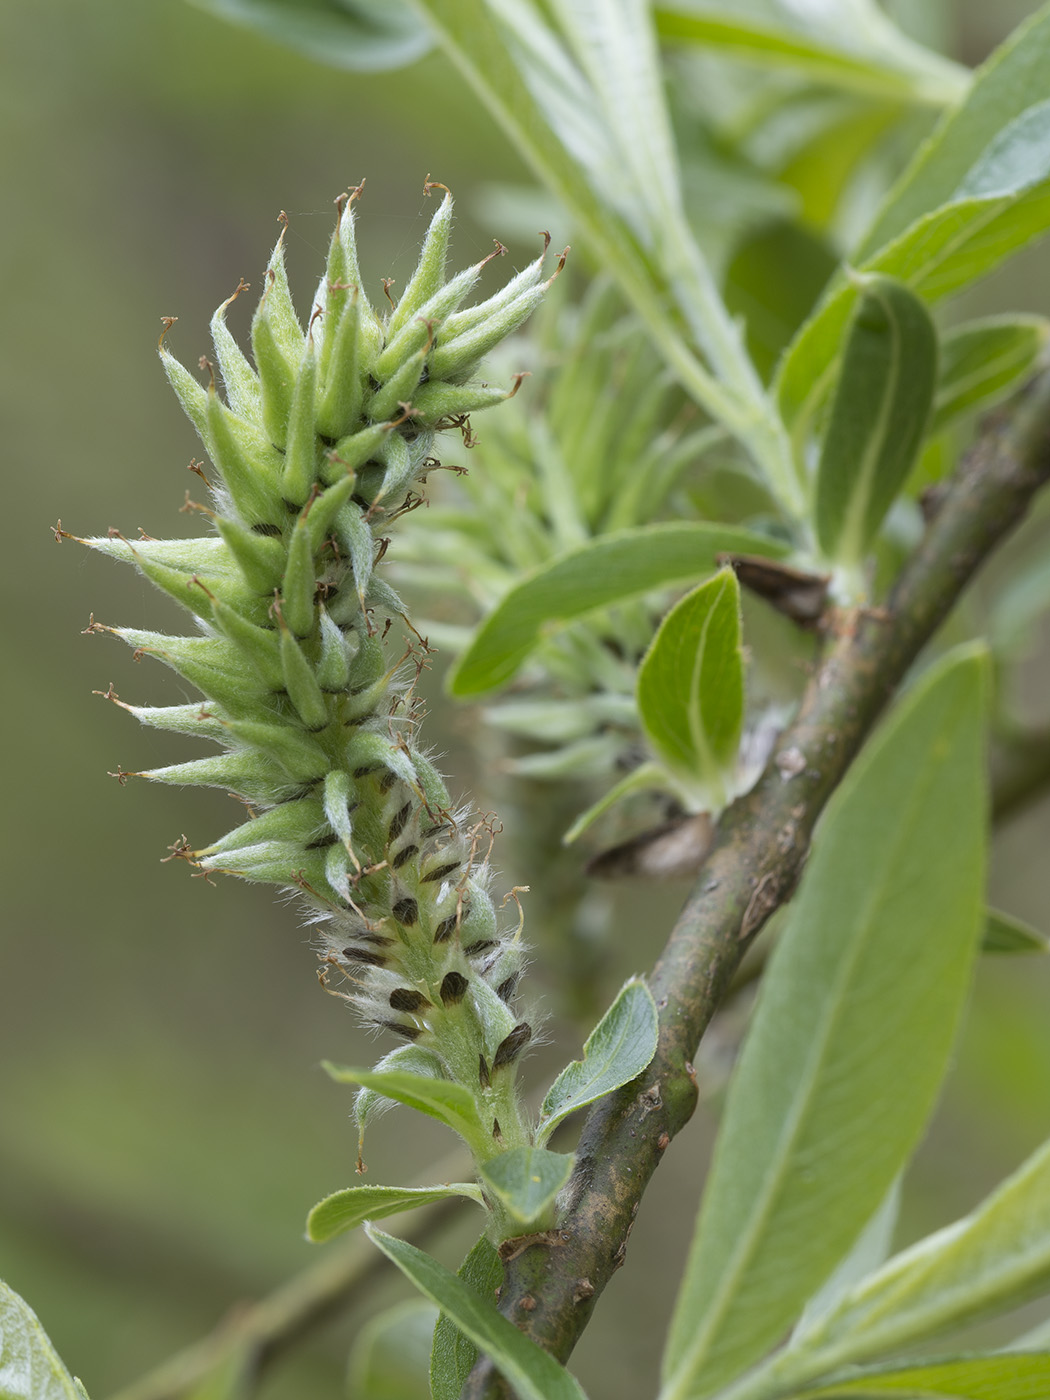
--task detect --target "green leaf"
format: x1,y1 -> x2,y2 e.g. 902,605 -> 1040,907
563,762 -> 668,845
636,567 -> 745,806
306,1182 -> 483,1243
430,1235 -> 503,1400
659,648 -> 988,1400
186,0 -> 432,70
365,1227 -> 589,1400
653,3 -> 967,107
788,1351 -> 1050,1398
322,1064 -> 488,1155
777,5 -> 1050,441
792,1182 -> 901,1340
814,275 -> 937,571
448,523 -> 789,697
479,1148 -> 574,1230
0,1279 -> 85,1400
723,220 -> 838,381
538,979 -> 659,1143
931,315 -> 1049,434
779,1131 -> 1050,1379
406,0 -> 797,512
348,1300 -> 438,1400
983,908 -> 1050,955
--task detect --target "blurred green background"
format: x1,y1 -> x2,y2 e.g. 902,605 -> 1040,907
2,2 -> 1050,1397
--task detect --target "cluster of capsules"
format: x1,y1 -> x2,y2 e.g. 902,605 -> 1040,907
72,185 -> 563,1140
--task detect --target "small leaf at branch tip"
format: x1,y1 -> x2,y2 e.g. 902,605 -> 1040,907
537,980 -> 659,1143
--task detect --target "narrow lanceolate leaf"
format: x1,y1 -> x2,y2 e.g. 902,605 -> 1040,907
932,314 -> 1049,434
306,1182 -> 482,1243
660,648 -> 988,1400
430,1235 -> 503,1400
187,0 -> 432,71
448,524 -> 788,697
788,1352 -> 1050,1399
0,1278 -> 85,1400
983,908 -> 1050,954
479,1149 -> 574,1231
403,0 -> 795,508
322,1065 -> 487,1155
777,5 -> 1050,441
815,275 -> 937,571
366,1227 -> 589,1400
538,979 -> 659,1144
652,4 -> 967,107
636,567 -> 744,807
776,1132 -> 1050,1381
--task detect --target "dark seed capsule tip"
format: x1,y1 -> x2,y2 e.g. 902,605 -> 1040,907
479,1054 -> 490,1089
464,939 -> 497,957
388,801 -> 412,843
493,1022 -> 532,1070
379,769 -> 398,793
391,897 -> 419,927
421,861 -> 460,884
496,974 -> 519,1003
440,971 -> 469,1006
392,843 -> 419,870
342,947 -> 387,969
389,988 -> 430,1013
379,1020 -> 422,1041
433,914 -> 458,944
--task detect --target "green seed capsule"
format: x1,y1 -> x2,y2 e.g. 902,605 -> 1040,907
222,717 -> 330,784
197,796 -> 327,857
322,193 -> 368,330
139,748 -> 291,799
409,750 -> 452,814
366,346 -> 428,424
429,286 -> 545,383
281,519 -> 318,638
370,431 -> 414,508
210,281 -> 261,420
80,534 -> 235,577
375,261 -> 481,381
317,288 -> 379,441
199,841 -> 330,888
384,193 -> 453,342
209,597 -> 285,690
323,769 -> 357,845
344,729 -> 418,790
321,423 -> 392,486
160,346 -> 210,441
110,628 -> 268,711
117,701 -> 230,743
441,254 -> 545,339
333,502 -> 375,605
316,607 -> 356,692
282,337 -> 321,507
279,621 -> 330,730
345,632 -> 385,692
411,379 -> 515,420
206,390 -> 286,526
126,556 -> 217,623
303,470 -> 360,554
213,515 -> 286,594
251,236 -> 304,448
